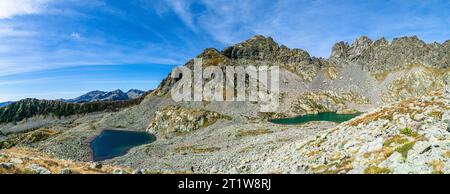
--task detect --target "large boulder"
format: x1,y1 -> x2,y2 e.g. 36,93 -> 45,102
146,105 -> 229,138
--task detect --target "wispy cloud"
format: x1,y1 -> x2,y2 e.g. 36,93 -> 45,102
163,0 -> 450,57
0,1 -> 188,77
0,0 -> 53,19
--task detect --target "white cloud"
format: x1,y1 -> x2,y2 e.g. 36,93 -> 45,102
70,32 -> 81,39
0,0 -> 53,19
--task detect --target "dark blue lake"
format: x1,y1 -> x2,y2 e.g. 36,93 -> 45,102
90,130 -> 156,161
270,112 -> 361,125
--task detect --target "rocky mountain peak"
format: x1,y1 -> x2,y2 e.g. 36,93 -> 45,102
329,35 -> 449,72
372,37 -> 389,47
330,41 -> 350,59
221,35 -> 278,60
347,36 -> 373,60
197,48 -> 221,58
391,35 -> 424,46
221,35 -> 311,64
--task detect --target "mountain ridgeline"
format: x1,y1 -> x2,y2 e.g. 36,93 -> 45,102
153,35 -> 449,98
64,89 -> 145,103
0,90 -> 148,124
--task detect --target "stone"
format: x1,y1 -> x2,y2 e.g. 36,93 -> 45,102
359,137 -> 383,154
411,141 -> 432,155
0,162 -> 14,169
413,113 -> 425,121
209,166 -> 218,173
112,169 -> 124,174
59,168 -> 72,174
28,164 -> 51,174
10,158 -> 23,164
442,111 -> 450,132
146,105 -> 225,138
90,162 -> 102,169
132,169 -> 143,174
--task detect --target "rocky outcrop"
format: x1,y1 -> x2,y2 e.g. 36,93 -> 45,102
382,65 -> 449,102
330,36 -> 450,72
222,35 -> 311,64
290,91 -> 369,115
146,105 -> 229,138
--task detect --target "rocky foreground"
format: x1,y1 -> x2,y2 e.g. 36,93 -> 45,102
258,89 -> 450,174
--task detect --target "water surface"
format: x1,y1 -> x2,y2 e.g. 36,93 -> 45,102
90,129 -> 156,161
270,112 -> 361,125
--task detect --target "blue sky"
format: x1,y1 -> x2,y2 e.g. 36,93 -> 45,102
0,0 -> 449,101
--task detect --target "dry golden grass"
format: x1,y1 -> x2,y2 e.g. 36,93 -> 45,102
0,147 -> 129,174
364,166 -> 392,174
428,160 -> 444,174
443,151 -> 450,158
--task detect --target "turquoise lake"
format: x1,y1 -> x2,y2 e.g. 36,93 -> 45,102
270,112 -> 361,125
90,130 -> 156,161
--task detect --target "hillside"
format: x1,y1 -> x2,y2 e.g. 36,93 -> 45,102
0,97 -> 145,124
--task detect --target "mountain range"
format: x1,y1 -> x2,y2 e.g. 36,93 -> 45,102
0,102 -> 13,108
64,89 -> 146,103
0,35 -> 449,174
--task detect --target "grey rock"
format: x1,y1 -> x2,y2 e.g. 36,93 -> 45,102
112,169 -> 124,174
443,111 -> 450,132
90,162 -> 102,169
59,168 -> 72,174
0,162 -> 14,169
28,164 -> 51,174
209,166 -> 218,173
10,158 -> 23,164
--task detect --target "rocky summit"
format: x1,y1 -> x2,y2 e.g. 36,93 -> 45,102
0,35 -> 449,174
